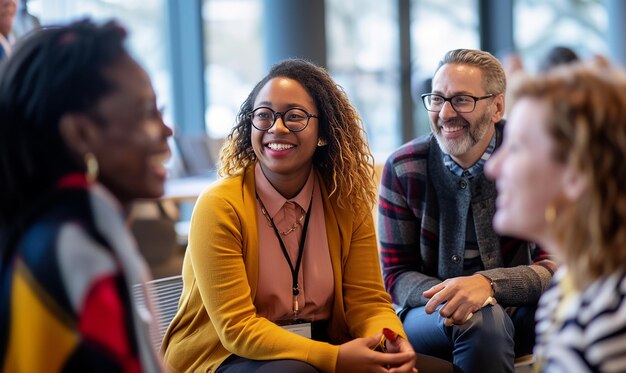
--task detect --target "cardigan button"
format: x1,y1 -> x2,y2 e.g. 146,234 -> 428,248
451,254 -> 461,264
459,180 -> 468,189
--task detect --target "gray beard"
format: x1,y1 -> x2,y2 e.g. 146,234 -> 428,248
433,110 -> 491,157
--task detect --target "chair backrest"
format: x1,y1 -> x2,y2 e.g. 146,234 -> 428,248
133,275 -> 183,350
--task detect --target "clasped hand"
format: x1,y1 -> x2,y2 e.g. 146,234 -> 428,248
422,274 -> 494,326
336,332 -> 417,373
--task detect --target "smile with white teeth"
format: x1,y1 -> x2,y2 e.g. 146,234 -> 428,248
441,126 -> 465,133
267,143 -> 295,151
149,152 -> 171,166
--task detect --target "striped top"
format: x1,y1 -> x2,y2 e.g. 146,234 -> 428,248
535,267 -> 626,372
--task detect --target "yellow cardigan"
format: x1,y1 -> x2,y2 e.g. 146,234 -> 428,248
161,165 -> 405,372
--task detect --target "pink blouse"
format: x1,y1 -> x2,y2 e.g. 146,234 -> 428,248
254,163 -> 334,323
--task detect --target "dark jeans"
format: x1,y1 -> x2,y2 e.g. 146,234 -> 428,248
216,355 -> 319,373
403,303 -> 521,373
217,352 -> 457,373
508,305 -> 536,357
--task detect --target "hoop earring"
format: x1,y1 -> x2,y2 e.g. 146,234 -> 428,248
317,138 -> 327,147
545,204 -> 557,224
84,152 -> 99,183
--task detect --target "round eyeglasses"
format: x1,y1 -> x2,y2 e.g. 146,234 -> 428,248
421,93 -> 495,113
248,107 -> 319,132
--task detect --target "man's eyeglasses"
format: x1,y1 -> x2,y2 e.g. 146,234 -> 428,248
248,107 -> 318,132
421,93 -> 495,113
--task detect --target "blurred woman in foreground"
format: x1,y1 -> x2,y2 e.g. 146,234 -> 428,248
0,20 -> 171,372
486,62 -> 626,372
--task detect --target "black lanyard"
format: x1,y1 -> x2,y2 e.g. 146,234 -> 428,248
257,193 -> 313,318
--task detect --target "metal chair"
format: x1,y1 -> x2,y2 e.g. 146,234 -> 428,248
133,275 -> 183,350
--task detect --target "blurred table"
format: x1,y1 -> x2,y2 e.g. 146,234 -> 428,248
159,174 -> 218,247
162,174 -> 217,203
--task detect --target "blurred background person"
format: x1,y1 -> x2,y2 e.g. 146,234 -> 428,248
590,53 -> 611,69
536,45 -> 579,73
503,46 -> 582,118
502,51 -> 525,77
0,0 -> 16,61
486,63 -> 626,372
502,51 -> 527,119
0,19 -> 171,371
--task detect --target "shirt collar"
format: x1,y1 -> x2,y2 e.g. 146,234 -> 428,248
255,162 -> 314,219
443,131 -> 496,178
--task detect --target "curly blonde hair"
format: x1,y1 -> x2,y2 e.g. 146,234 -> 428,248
219,59 -> 376,210
510,63 -> 626,289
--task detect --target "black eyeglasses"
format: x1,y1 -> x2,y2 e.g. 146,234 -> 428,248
247,107 -> 319,132
421,93 -> 495,113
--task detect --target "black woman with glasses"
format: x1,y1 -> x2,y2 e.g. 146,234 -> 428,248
161,59 -> 426,373
378,49 -> 556,372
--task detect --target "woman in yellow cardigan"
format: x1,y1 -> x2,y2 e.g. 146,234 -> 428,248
161,59 -> 417,372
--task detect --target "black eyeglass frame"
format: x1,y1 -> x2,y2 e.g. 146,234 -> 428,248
247,106 -> 319,132
421,93 -> 495,113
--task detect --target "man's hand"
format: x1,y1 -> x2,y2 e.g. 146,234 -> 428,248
422,274 -> 493,325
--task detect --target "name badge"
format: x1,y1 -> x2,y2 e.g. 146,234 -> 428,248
282,322 -> 312,338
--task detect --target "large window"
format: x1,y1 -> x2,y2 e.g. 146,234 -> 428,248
24,0 -> 611,164
514,0 -> 607,72
326,0 -> 400,160
28,0 -> 172,125
202,0 -> 263,139
411,0 -> 479,136
411,0 -> 479,77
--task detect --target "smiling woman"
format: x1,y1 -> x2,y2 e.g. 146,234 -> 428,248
161,59 -> 426,373
0,19 -> 169,371
485,62 -> 626,372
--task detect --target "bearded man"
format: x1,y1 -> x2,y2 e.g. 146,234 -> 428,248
378,49 -> 555,373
